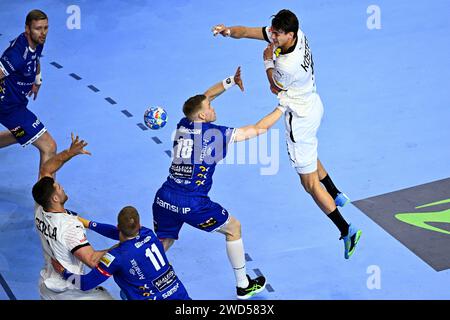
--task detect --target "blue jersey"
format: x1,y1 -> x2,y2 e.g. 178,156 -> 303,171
0,33 -> 43,111
162,117 -> 236,197
63,224 -> 189,300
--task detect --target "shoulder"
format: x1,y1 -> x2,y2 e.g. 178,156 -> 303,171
99,251 -> 119,269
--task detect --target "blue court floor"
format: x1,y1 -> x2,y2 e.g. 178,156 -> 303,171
0,0 -> 449,300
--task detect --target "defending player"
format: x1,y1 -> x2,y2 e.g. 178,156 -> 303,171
152,66 -> 284,300
212,9 -> 362,259
51,206 -> 190,300
0,10 -> 57,178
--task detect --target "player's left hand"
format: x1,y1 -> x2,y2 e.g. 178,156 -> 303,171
263,43 -> 275,61
233,66 -> 244,92
69,132 -> 92,156
28,83 -> 41,100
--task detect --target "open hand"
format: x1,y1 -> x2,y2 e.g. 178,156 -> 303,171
234,66 -> 244,92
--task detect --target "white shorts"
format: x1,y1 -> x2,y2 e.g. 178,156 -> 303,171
284,93 -> 324,174
39,278 -> 115,300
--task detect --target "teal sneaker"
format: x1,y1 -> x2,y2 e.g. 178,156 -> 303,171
236,275 -> 266,300
340,224 -> 362,259
335,192 -> 351,207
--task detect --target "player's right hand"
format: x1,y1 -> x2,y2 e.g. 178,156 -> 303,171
234,66 -> 244,92
212,24 -> 231,37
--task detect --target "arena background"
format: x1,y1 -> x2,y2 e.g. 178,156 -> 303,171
0,0 -> 449,300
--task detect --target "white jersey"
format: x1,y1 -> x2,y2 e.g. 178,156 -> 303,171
263,26 -> 318,116
34,205 -> 89,292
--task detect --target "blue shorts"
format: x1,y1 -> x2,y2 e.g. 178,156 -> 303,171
0,105 -> 46,146
152,187 -> 230,240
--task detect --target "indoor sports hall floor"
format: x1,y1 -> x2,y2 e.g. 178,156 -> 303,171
0,0 -> 449,300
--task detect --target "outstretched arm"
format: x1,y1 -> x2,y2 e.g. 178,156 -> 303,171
52,258 -> 110,291
39,133 -> 91,180
204,66 -> 244,101
212,24 -> 265,40
78,216 -> 120,241
233,106 -> 285,142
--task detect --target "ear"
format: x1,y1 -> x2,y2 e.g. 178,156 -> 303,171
25,25 -> 30,34
51,193 -> 59,204
197,111 -> 206,121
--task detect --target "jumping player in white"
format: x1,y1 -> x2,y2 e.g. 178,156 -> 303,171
212,9 -> 362,259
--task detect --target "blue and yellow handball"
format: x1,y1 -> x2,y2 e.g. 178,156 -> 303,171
144,106 -> 168,130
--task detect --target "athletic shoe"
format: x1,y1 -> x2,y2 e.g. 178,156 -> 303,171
236,275 -> 266,300
340,224 -> 362,259
335,192 -> 351,207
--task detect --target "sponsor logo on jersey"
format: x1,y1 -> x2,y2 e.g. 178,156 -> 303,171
100,252 -> 115,267
198,217 -> 217,229
178,126 -> 201,135
152,266 -> 176,292
162,282 -> 179,299
130,259 -> 146,280
135,236 -> 151,249
32,118 -> 41,129
10,126 -> 25,138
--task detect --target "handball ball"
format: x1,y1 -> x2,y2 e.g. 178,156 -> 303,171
144,106 -> 168,130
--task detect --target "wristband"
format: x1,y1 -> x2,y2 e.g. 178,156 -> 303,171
222,76 -> 235,90
35,72 -> 42,85
264,59 -> 275,71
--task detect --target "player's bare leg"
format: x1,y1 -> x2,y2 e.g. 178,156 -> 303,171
300,171 -> 336,213
317,158 -> 351,207
0,130 -> 18,148
160,238 -> 175,251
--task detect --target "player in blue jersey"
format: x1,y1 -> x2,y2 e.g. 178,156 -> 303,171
153,66 -> 285,300
0,10 -> 57,178
51,206 -> 190,300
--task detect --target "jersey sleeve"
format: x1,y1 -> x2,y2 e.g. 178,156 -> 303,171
62,220 -> 90,254
63,265 -> 111,291
97,252 -> 120,278
262,26 -> 273,44
89,221 -> 120,240
272,67 -> 294,90
0,47 -> 25,77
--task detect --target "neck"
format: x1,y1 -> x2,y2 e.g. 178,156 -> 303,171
45,205 -> 65,213
281,37 -> 296,52
25,32 -> 38,50
119,233 -> 139,243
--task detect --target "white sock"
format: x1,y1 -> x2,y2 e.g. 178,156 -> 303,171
226,238 -> 249,288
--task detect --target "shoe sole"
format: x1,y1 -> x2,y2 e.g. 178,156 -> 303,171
345,230 -> 362,259
236,282 -> 267,300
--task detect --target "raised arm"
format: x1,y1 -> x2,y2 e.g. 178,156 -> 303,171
233,106 -> 285,142
204,66 -> 244,101
212,24 -> 265,40
39,133 -> 91,179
